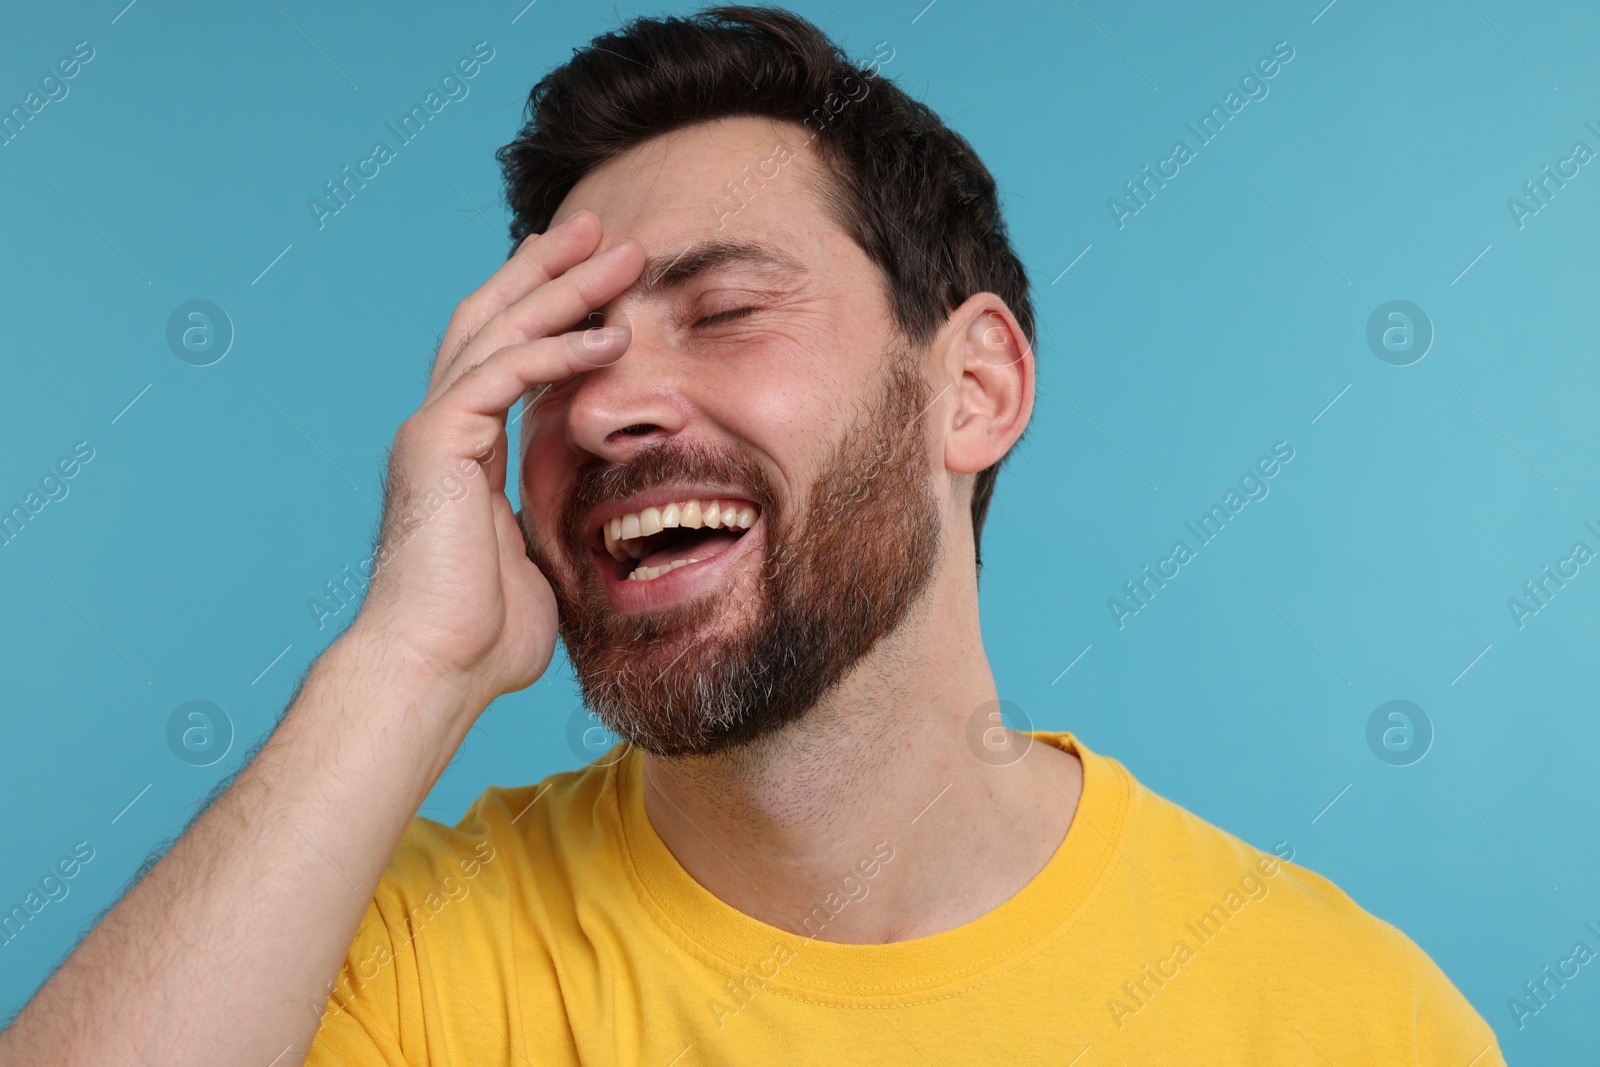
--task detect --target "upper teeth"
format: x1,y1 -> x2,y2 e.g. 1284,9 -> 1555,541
602,499 -> 758,563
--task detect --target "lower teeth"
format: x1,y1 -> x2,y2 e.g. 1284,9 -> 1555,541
628,557 -> 701,581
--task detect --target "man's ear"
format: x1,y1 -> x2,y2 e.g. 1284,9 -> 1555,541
934,293 -> 1034,477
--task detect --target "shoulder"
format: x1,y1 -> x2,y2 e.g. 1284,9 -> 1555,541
1120,765 -> 1417,965
1078,739 -> 1409,948
1071,736 -> 1501,1061
377,750 -> 620,910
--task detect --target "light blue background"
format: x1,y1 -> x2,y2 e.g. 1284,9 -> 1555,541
2,0 -> 1596,1057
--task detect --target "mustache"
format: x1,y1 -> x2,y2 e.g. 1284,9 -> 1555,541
558,439 -> 775,554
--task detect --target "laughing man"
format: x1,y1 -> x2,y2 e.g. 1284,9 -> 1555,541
1,7 -> 1503,1065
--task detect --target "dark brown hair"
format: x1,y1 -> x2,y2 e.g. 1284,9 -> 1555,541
496,4 -> 1034,573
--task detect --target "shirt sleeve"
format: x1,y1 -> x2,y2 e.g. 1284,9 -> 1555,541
303,807 -> 512,1066
304,891 -> 417,1067
1406,938 -> 1506,1066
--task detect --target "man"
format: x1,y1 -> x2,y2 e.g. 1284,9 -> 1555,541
0,6 -> 1502,1065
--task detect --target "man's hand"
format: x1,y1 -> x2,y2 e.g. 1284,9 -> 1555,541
356,208 -> 644,705
0,209 -> 644,1067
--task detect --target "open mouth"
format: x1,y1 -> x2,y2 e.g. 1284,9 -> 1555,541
594,496 -> 761,582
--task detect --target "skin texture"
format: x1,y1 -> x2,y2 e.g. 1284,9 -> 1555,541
0,116 -> 1078,1066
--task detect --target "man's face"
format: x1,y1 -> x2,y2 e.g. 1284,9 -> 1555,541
518,117 -> 945,758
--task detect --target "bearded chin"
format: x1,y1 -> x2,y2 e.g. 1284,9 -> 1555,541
543,356 -> 942,760
559,583 -> 800,759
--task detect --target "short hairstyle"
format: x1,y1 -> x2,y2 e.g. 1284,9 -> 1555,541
496,4 -> 1035,572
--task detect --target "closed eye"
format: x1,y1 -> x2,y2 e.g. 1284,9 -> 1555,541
694,306 -> 759,328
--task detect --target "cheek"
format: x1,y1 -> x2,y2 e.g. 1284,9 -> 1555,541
520,422 -> 575,528
687,356 -> 841,495
708,339 -> 863,440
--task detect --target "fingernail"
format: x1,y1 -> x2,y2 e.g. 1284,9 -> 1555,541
583,325 -> 630,349
599,238 -> 641,262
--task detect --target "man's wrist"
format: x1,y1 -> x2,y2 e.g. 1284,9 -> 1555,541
325,618 -> 494,737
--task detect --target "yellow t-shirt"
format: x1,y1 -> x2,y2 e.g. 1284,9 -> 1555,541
307,731 -> 1503,1065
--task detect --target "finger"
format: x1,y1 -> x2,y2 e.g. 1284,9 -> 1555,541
433,239 -> 645,397
495,494 -> 534,573
482,210 -> 602,312
430,210 -> 605,388
431,324 -> 633,422
432,218 -> 599,390
484,422 -> 509,496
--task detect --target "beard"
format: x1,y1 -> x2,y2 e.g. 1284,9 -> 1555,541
525,346 -> 943,759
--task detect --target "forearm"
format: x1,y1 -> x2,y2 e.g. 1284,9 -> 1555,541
0,625 -> 485,1066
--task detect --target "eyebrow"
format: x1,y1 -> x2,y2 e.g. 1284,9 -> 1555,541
631,238 -> 808,297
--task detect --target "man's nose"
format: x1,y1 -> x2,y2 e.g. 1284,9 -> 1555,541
563,319 -> 689,461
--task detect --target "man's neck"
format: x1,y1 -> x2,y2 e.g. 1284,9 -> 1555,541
639,555 -> 1083,944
